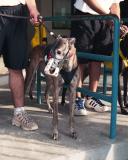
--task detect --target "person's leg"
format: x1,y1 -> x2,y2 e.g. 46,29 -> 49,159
74,64 -> 88,116
9,69 -> 38,131
89,61 -> 101,92
76,64 -> 84,98
85,61 -> 109,112
8,69 -> 24,107
1,5 -> 38,130
84,19 -> 113,112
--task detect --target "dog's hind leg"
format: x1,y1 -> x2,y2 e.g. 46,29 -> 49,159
28,74 -> 36,100
25,46 -> 44,94
28,62 -> 45,100
25,60 -> 42,95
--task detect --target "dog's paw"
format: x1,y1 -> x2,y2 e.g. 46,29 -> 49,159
29,93 -> 34,100
48,108 -> 53,114
70,131 -> 77,139
124,103 -> 128,108
121,107 -> 128,115
52,133 -> 59,140
61,100 -> 65,106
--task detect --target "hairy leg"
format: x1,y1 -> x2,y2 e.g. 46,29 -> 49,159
89,61 -> 101,92
76,64 -> 84,98
8,69 -> 24,108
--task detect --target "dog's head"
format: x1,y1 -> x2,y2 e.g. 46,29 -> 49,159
44,37 -> 76,77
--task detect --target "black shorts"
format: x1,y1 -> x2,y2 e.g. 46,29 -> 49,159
0,4 -> 28,69
71,9 -> 113,63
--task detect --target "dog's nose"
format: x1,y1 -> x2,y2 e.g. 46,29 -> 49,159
50,67 -> 55,74
57,50 -> 61,55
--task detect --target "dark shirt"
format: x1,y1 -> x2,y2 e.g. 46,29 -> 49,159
120,0 -> 128,25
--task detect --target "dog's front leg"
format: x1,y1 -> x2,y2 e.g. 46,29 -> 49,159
45,77 -> 53,113
52,77 -> 60,140
69,83 -> 77,139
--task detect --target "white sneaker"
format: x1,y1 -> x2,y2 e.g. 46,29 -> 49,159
74,98 -> 88,116
12,111 -> 38,131
85,97 -> 109,112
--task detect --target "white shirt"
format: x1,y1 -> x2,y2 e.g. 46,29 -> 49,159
0,0 -> 26,6
74,0 -> 124,14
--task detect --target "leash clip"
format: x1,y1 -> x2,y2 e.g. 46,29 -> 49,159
37,15 -> 43,23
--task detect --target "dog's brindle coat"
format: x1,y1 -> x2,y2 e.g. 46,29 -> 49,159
25,37 -> 80,140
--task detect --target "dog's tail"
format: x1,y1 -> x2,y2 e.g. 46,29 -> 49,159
25,46 -> 45,95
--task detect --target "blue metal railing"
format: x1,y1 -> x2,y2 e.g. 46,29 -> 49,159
37,15 -> 120,139
103,17 -> 128,94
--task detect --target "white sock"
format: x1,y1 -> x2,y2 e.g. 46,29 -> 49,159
14,107 -> 25,115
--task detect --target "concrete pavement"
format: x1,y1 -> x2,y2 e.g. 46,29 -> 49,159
0,74 -> 128,160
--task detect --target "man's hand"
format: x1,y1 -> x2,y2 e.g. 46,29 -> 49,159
26,0 -> 40,24
29,7 -> 40,24
109,3 -> 120,19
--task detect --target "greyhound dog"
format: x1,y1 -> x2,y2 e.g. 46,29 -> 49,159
25,36 -> 80,140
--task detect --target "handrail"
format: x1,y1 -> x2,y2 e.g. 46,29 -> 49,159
43,14 -> 119,22
78,53 -> 113,61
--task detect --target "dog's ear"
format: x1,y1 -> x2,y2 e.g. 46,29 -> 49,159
68,38 -> 76,45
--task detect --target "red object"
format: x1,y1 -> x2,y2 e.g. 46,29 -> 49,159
47,52 -> 52,59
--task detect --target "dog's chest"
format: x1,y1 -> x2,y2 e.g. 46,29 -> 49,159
60,67 -> 78,84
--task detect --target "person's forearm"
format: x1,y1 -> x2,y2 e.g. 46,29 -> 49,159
25,0 -> 39,23
26,0 -> 37,11
84,0 -> 109,14
110,3 -> 120,19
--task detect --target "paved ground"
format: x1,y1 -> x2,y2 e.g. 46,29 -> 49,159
0,57 -> 8,76
0,57 -> 128,160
